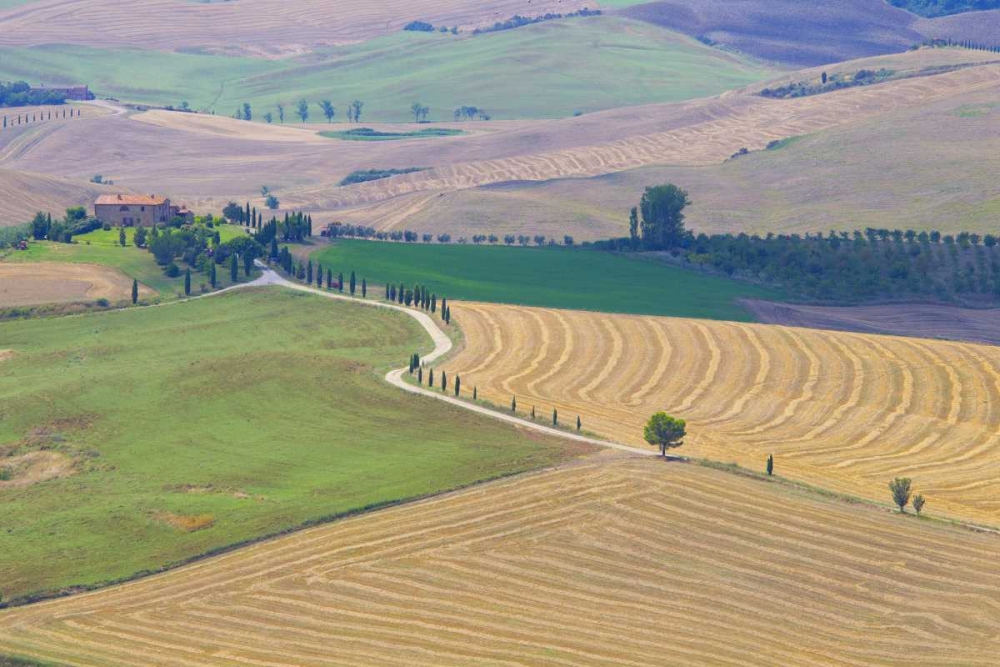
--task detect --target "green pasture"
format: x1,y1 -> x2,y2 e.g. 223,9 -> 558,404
314,240 -> 785,321
0,17 -> 775,120
0,288 -> 581,602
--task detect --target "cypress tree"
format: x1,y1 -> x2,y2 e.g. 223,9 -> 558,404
184,269 -> 191,296
338,272 -> 344,293
531,406 -> 536,419
511,395 -> 517,412
317,265 -> 323,288
444,306 -> 451,325
577,416 -> 582,431
350,271 -> 356,295
429,369 -> 435,387
327,269 -> 332,289
442,371 -> 448,392
553,408 -> 558,426
230,253 -> 238,281
431,294 -> 437,313
362,278 -> 367,298
473,386 -> 478,400
245,202 -> 251,226
131,279 -> 138,304
210,261 -> 217,288
766,454 -> 774,476
455,375 -> 461,396
307,260 -> 313,285
418,367 -> 423,384
441,297 -> 447,318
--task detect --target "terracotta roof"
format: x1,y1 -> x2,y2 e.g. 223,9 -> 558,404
95,194 -> 168,206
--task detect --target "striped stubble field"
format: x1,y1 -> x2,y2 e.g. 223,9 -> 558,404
1,458 -> 998,666
447,302 -> 1000,527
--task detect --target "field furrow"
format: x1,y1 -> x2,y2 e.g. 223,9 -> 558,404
446,303 -> 1000,524
3,459 -> 999,666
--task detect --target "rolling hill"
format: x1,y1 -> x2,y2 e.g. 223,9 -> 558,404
620,0 -> 1000,66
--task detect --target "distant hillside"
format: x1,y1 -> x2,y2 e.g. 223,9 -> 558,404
890,0 -> 1000,17
620,0 -> 1000,65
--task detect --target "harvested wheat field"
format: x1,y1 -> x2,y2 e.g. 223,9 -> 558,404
0,262 -> 150,306
447,302 -> 1000,526
1,457 -> 998,666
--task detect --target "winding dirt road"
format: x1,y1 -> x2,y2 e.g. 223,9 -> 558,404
251,264 -> 655,457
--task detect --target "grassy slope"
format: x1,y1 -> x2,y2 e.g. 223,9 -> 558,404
2,225 -> 252,297
0,288 -> 581,601
0,17 -> 774,120
315,241 -> 784,321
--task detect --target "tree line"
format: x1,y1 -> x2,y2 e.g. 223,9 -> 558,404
0,81 -> 65,108
598,184 -> 1000,304
323,222 -> 574,247
471,8 -> 601,35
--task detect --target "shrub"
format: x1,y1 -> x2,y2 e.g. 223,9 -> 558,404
165,263 -> 181,278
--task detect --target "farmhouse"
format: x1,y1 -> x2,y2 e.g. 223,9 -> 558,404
94,194 -> 193,227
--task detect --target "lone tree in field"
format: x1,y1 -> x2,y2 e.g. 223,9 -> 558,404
643,412 -> 686,457
639,184 -> 690,250
913,494 -> 926,516
296,99 -> 309,123
319,100 -> 335,123
276,103 -> 285,123
889,477 -> 912,513
553,408 -> 558,426
349,100 -> 364,123
131,279 -> 138,304
576,416 -> 581,431
766,454 -> 774,476
511,395 -> 517,412
473,386 -> 478,400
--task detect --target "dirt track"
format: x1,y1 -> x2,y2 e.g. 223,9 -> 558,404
446,301 -> 1000,527
0,262 -> 151,306
2,458 -> 998,666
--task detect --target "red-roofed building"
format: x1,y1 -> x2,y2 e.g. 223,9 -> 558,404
94,194 -> 193,227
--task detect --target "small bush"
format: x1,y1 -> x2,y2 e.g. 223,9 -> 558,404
95,298 -> 109,307
165,263 -> 181,278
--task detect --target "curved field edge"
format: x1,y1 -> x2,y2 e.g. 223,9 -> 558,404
0,287 -> 587,604
1,459 -> 998,666
443,301 -> 1000,527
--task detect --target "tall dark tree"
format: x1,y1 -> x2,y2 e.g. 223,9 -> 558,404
350,271 -> 356,295
362,278 -> 367,298
184,268 -> 191,295
766,454 -> 774,476
442,371 -> 448,392
307,260 -> 313,284
338,272 -> 344,293
327,269 -> 332,289
316,263 -> 323,288
511,395 -> 517,412
553,408 -> 558,426
230,253 -> 239,282
131,278 -> 138,304
210,261 -> 217,288
576,416 -> 581,431
639,184 -> 690,250
628,206 -> 639,248
454,375 -> 461,396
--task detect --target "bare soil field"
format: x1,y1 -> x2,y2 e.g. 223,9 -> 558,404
744,300 -> 1000,346
0,450 -> 74,489
0,0 -> 589,56
1,457 -> 997,666
621,0 -> 1000,66
0,262 -> 150,306
446,302 -> 1000,526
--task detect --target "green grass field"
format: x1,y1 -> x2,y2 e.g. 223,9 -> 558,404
0,17 -> 775,120
3,240 -> 245,296
314,241 -> 785,321
0,288 -> 582,602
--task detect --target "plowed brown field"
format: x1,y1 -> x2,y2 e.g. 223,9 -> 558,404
1,458 -> 998,666
0,262 -> 151,306
446,302 -> 1000,527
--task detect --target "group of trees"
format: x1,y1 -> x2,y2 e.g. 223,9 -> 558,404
0,81 -> 65,107
403,20 -> 459,34
242,100 -> 367,124
339,167 -> 427,186
601,184 -> 1000,304
29,207 -> 100,244
384,282 -> 450,321
760,68 -> 896,99
410,102 -> 430,123
471,8 -> 601,35
888,477 -> 926,515
453,105 -> 489,121
322,222 -> 573,247
222,202 -> 313,242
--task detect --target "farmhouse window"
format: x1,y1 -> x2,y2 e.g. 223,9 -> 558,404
120,205 -> 129,212
141,206 -> 145,211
